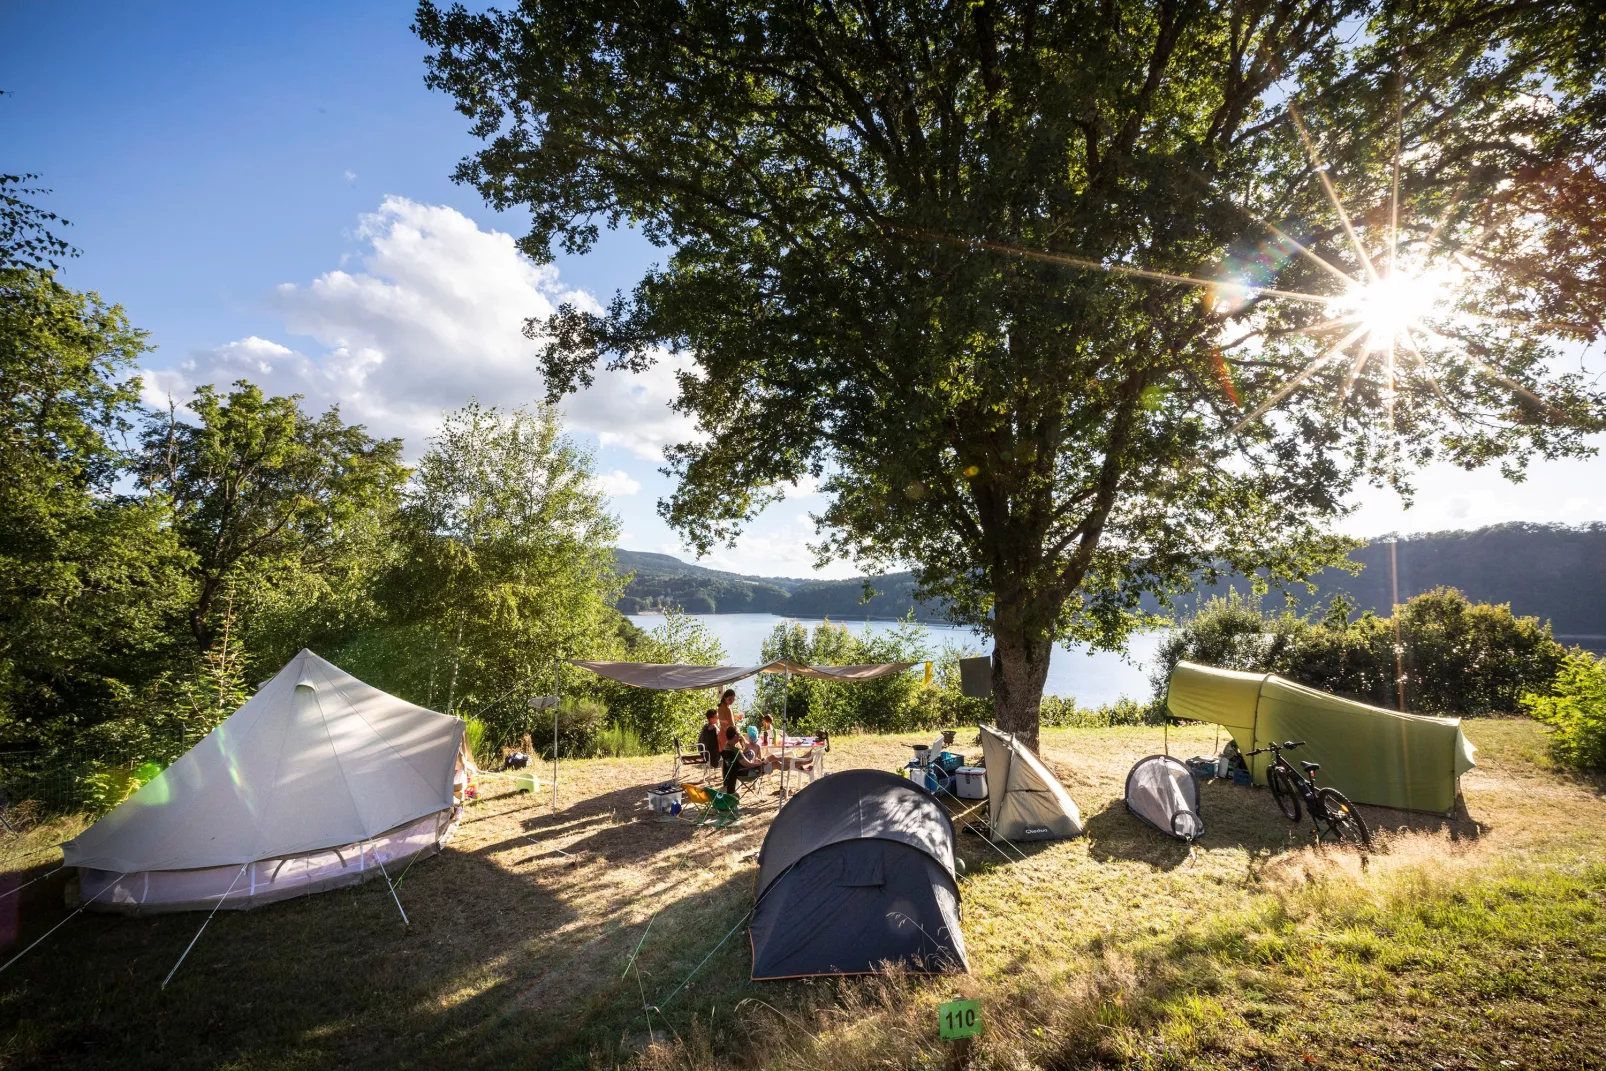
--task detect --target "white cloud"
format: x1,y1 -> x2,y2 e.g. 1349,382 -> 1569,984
594,469 -> 642,497
146,197 -> 695,460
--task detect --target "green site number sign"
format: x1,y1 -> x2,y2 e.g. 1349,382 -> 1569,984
938,999 -> 981,1040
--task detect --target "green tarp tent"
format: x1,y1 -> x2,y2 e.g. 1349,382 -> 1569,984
1165,661 -> 1477,814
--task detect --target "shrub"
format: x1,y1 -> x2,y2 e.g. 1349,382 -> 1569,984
757,617 -> 934,734
1153,587 -> 1564,716
529,697 -> 610,758
462,716 -> 489,766
1042,695 -> 1161,727
1521,648 -> 1606,771
593,725 -> 647,758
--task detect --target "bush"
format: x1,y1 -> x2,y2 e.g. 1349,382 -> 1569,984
593,725 -> 647,757
597,610 -> 725,751
529,697 -> 610,759
1153,587 -> 1564,716
757,617 -> 934,734
1041,695 -> 1161,727
462,716 -> 489,766
1521,648 -> 1606,771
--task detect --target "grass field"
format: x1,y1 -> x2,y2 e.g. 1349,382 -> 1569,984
1,719 -> 1602,1070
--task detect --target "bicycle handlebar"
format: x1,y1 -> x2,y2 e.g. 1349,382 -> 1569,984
1244,740 -> 1306,757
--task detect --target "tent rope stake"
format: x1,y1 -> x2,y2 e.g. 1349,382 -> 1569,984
162,862 -> 250,989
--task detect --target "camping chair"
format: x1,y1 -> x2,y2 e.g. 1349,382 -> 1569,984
670,736 -> 712,783
672,782 -> 741,828
729,759 -> 772,800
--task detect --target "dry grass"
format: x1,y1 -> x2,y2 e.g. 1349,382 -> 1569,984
1,721 -> 1602,1070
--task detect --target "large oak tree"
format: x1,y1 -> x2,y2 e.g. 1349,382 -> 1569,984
418,0 -> 1606,744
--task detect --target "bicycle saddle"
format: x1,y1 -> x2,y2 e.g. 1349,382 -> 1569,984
1299,760 -> 1320,774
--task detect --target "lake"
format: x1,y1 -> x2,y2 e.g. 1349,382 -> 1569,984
627,613 -> 1163,707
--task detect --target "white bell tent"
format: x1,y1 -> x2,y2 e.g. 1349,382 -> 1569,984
63,649 -> 468,915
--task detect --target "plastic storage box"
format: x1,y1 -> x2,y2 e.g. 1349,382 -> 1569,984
647,783 -> 683,815
954,767 -> 988,799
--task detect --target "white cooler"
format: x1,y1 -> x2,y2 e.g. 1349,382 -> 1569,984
647,784 -> 682,815
954,767 -> 988,799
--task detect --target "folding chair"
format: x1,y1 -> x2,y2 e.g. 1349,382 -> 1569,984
670,782 -> 741,827
729,761 -> 770,800
670,736 -> 712,783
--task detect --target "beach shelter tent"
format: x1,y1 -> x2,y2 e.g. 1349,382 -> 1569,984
977,725 -> 1084,840
63,650 -> 467,914
1165,661 -> 1477,814
750,768 -> 968,979
1125,756 -> 1204,842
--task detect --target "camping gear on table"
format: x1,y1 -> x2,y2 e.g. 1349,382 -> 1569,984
1165,661 -> 1477,814
953,767 -> 988,800
62,649 -> 466,914
977,725 -> 1084,841
1125,755 -> 1205,843
750,768 -> 968,979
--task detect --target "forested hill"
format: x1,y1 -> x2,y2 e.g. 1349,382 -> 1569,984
616,523 -> 1606,639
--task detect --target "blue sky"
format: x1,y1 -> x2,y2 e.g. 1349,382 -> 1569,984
4,1 -> 1602,579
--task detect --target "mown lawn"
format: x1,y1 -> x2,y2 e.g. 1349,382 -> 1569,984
0,719 -> 1602,1070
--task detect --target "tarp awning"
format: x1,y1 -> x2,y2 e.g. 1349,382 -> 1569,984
567,661 -> 774,691
568,658 -> 918,691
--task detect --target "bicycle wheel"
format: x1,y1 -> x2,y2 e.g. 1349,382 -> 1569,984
1316,788 -> 1372,850
1267,766 -> 1301,821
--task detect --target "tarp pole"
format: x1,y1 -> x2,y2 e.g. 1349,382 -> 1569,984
552,654 -> 561,815
778,669 -> 791,804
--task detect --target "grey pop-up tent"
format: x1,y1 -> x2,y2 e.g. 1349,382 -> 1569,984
63,650 -> 467,914
749,768 -> 968,979
1125,755 -> 1204,842
977,725 -> 1083,841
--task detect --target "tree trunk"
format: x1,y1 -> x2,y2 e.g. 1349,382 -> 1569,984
990,600 -> 1055,751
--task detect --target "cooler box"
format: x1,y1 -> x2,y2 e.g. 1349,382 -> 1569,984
954,767 -> 988,799
647,783 -> 682,815
515,771 -> 540,793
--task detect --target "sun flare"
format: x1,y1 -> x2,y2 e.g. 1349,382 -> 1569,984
1333,271 -> 1447,353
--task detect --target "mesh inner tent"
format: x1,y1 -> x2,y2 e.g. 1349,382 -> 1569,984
1124,755 -> 1204,842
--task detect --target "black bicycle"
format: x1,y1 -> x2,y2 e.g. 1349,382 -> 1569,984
1244,740 -> 1372,850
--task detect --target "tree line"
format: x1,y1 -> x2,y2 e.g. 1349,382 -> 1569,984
1,178 -> 715,801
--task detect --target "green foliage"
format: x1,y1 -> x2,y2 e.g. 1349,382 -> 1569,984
592,725 -> 647,758
757,618 -> 931,734
1522,649 -> 1606,771
1,173 -> 78,271
529,696 -> 609,759
1155,587 -> 1566,716
1040,695 -> 1160,728
137,380 -> 407,653
462,716 -> 489,767
333,402 -> 624,747
0,268 -> 192,742
420,0 -> 1606,746
595,609 -> 726,750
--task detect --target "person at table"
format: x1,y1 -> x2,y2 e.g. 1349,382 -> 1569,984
720,726 -> 769,795
697,708 -> 723,773
758,714 -> 775,748
715,688 -> 738,737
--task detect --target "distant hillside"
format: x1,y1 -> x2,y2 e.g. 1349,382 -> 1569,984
613,523 -> 1606,638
